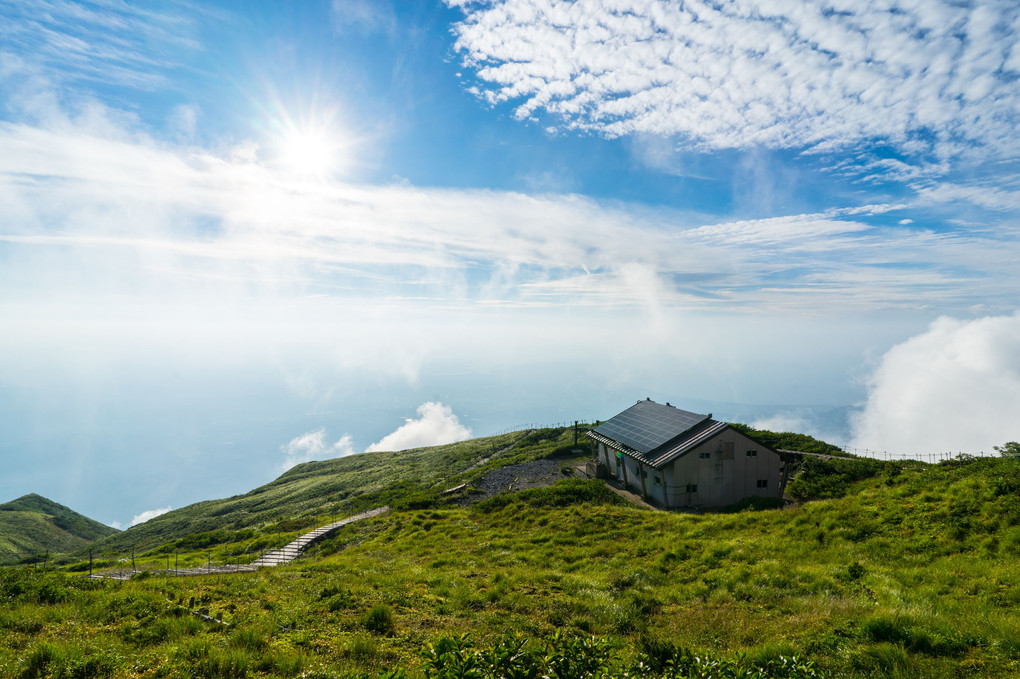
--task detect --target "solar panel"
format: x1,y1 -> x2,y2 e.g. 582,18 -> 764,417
594,400 -> 709,455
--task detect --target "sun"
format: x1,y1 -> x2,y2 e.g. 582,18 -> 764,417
277,125 -> 343,179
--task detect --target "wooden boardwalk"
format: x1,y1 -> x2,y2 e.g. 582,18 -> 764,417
251,507 -> 388,567
90,506 -> 389,580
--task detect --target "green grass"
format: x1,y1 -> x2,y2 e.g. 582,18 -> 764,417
5,455 -> 1020,677
86,427 -> 588,557
0,494 -> 119,563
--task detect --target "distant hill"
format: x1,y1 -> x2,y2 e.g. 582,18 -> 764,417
90,427 -> 584,554
0,493 -> 119,562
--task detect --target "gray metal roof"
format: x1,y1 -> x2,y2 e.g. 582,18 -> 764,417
591,399 -> 712,457
648,419 -> 730,467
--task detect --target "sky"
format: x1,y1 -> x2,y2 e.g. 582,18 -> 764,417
1,0 -> 1019,530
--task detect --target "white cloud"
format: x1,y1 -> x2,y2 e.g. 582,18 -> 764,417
366,402 -> 472,452
751,412 -> 813,435
851,313 -> 1020,456
446,0 -> 1020,165
0,1 -> 217,91
130,506 -> 171,527
281,429 -> 357,470
1,114 -> 1016,316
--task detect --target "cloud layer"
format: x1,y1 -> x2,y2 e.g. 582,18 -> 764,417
366,402 -> 472,452
281,429 -> 356,470
1,113 -> 1016,316
448,0 -> 1020,164
851,313 -> 1020,455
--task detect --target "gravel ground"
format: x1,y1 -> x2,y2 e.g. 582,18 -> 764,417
464,457 -> 584,504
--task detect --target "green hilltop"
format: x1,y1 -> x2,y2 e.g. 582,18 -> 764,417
4,429 -> 1020,678
89,426 -> 587,555
0,493 -> 119,562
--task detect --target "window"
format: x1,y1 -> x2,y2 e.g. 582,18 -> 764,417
699,452 -> 711,459
685,484 -> 698,493
654,475 -> 661,486
747,450 -> 758,457
757,479 -> 768,488
720,442 -> 734,459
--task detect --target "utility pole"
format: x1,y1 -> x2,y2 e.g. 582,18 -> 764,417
89,549 -> 93,578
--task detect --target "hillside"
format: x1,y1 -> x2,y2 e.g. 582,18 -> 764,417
0,493 -> 119,562
89,426 -> 587,554
4,452 -> 1020,678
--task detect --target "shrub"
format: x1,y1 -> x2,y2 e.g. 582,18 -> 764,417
787,457 -> 884,500
20,642 -> 63,679
363,604 -> 395,635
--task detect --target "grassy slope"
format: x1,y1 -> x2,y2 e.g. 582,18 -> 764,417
4,457 -> 1020,678
90,427 -> 587,555
0,494 -> 119,560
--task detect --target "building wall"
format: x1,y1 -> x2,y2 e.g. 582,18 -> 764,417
596,441 -> 668,506
666,429 -> 783,508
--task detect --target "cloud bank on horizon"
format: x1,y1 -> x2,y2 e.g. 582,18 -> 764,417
851,313 -> 1020,455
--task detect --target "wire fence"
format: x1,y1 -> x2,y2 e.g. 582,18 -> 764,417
837,447 -> 999,463
489,420 -> 600,436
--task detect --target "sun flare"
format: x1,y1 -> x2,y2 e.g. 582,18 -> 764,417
278,126 -> 343,178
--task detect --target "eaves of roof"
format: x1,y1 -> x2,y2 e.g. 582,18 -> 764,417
586,420 -> 731,469
648,420 -> 730,467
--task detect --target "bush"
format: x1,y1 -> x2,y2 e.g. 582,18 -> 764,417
787,457 -> 884,501
363,604 -> 395,635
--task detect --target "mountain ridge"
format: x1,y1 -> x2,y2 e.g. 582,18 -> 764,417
0,493 -> 119,562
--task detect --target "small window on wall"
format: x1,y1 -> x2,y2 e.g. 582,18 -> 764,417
757,479 -> 768,488
699,452 -> 711,459
654,475 -> 661,486
747,450 -> 758,457
685,484 -> 698,493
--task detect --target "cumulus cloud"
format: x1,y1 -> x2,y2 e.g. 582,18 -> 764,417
851,313 -> 1020,455
281,429 -> 357,470
130,506 -> 172,527
366,402 -> 472,452
447,0 -> 1020,165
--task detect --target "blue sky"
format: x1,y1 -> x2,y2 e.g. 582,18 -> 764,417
1,0 -> 1019,529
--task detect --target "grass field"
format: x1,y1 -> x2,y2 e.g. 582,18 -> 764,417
4,450 -> 1020,678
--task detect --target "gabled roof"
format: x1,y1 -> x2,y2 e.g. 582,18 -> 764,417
588,399 -> 731,469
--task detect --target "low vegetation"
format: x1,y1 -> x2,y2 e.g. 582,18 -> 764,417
0,494 -> 119,564
86,427 -> 589,556
3,446 -> 1020,677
